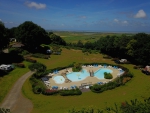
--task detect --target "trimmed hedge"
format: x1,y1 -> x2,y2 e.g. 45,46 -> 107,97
59,88 -> 82,96
25,57 -> 37,63
42,89 -> 59,95
32,53 -> 50,59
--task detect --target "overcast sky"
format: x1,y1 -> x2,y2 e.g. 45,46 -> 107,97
0,0 -> 150,32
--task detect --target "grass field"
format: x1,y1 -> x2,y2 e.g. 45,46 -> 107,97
0,61 -> 30,104
22,48 -> 150,113
54,31 -> 124,43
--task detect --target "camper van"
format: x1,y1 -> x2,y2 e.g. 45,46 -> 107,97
0,64 -> 13,71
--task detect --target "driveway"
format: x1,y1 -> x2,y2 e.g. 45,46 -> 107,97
0,71 -> 34,113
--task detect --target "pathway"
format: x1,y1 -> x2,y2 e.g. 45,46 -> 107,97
0,71 -> 34,113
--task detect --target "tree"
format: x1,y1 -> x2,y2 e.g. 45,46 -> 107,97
16,21 -> 51,51
76,40 -> 84,48
28,62 -> 46,78
5,27 -> 17,39
0,22 -> 9,52
49,34 -> 66,45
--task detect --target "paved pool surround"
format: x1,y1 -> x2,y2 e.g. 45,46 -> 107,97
49,66 -> 120,89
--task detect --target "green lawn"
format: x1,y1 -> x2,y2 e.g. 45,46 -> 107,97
22,48 -> 150,113
54,31 -> 124,43
0,61 -> 30,104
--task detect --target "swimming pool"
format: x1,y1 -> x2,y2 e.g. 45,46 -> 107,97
94,68 -> 113,79
53,75 -> 65,84
66,69 -> 90,82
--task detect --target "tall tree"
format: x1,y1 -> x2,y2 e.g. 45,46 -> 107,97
0,22 -> 9,52
49,33 -> 66,45
16,21 -> 51,51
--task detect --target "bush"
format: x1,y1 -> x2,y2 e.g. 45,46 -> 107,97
25,57 -> 37,63
32,53 -> 50,59
124,72 -> 134,78
21,50 -> 29,55
42,89 -> 59,95
133,65 -> 138,69
29,75 -> 46,94
9,48 -> 23,54
33,85 -> 43,94
103,55 -> 112,59
72,63 -> 82,72
0,70 -> 8,77
13,63 -> 25,68
59,89 -> 82,96
90,84 -> 103,93
28,62 -> 47,78
104,72 -> 113,79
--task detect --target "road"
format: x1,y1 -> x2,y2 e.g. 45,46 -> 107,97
0,71 -> 34,113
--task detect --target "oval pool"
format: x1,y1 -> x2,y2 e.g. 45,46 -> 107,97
53,75 -> 65,84
94,68 -> 113,79
66,69 -> 90,82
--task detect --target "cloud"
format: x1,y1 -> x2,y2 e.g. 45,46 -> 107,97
122,21 -> 128,24
25,1 -> 46,9
114,19 -> 119,22
80,16 -> 87,19
0,19 -> 1,21
134,9 -> 147,18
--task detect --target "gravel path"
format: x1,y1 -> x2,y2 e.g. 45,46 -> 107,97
0,71 -> 34,113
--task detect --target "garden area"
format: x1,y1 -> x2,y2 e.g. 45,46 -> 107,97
21,48 -> 150,113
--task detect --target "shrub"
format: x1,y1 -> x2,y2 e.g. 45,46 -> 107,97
9,48 -> 23,54
21,50 -> 29,55
13,63 -> 25,68
90,84 -> 103,93
72,63 -> 82,72
32,53 -> 50,59
33,85 -> 43,94
124,72 -> 134,78
104,72 -> 113,79
25,57 -> 37,63
103,55 -> 112,59
29,75 -> 46,94
28,62 -> 47,78
42,89 -> 59,95
133,65 -> 138,69
59,89 -> 82,96
0,70 -> 8,77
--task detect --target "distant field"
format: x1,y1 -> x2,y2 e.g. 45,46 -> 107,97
53,31 -> 127,43
22,48 -> 150,113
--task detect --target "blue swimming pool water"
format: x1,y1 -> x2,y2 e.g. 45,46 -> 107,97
94,68 -> 113,79
66,69 -> 90,82
53,75 -> 65,84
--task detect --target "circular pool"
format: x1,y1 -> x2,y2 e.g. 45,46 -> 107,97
94,68 -> 113,79
53,75 -> 65,84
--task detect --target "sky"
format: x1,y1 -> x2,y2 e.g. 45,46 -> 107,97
0,0 -> 150,32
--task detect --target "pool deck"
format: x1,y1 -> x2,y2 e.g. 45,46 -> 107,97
47,66 -> 121,89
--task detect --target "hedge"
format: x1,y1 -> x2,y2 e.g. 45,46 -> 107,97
59,88 -> 82,96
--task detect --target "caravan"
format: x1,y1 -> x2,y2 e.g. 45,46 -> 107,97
0,64 -> 13,71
